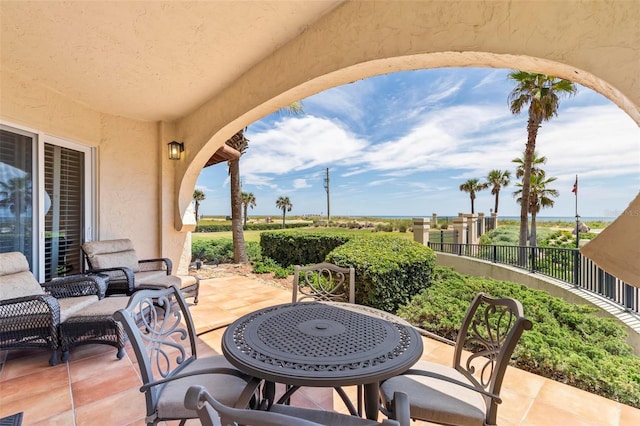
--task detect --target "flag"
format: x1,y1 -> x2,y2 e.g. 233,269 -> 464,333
572,175 -> 578,194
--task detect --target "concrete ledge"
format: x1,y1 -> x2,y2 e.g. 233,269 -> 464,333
436,252 -> 640,355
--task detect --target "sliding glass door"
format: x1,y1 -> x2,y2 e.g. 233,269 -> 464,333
0,128 -> 35,266
0,124 -> 94,281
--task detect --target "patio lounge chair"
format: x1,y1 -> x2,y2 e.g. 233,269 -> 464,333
114,285 -> 260,426
0,251 -> 127,365
379,292 -> 533,426
82,238 -> 199,304
185,384 -> 411,426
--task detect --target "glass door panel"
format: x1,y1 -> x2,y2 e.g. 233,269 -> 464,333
44,143 -> 85,280
0,129 -> 35,266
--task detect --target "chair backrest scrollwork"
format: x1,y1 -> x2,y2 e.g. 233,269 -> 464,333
292,262 -> 355,304
114,285 -> 198,417
453,292 -> 533,425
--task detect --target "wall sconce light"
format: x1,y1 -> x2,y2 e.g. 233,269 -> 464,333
168,141 -> 184,160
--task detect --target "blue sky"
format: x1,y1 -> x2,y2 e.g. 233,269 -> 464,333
196,68 -> 639,219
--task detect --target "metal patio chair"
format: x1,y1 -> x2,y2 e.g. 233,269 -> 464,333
114,285 -> 260,425
292,262 -> 355,304
185,384 -> 411,426
379,292 -> 533,426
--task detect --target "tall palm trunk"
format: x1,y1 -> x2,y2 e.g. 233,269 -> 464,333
494,192 -> 499,214
519,114 -> 540,247
530,209 -> 538,247
229,158 -> 247,263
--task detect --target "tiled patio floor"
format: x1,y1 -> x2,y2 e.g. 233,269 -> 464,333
1,275 -> 639,425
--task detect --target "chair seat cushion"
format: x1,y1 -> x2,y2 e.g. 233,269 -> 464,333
380,360 -> 487,426
65,295 -> 130,317
271,405 -> 383,425
156,355 -> 252,420
58,295 -> 100,322
134,272 -> 197,290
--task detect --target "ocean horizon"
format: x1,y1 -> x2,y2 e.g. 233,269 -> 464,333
334,215 -> 616,222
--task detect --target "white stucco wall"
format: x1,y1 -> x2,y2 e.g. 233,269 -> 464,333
0,69 -> 183,262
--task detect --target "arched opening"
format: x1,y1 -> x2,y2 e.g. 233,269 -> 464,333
178,52 -> 638,228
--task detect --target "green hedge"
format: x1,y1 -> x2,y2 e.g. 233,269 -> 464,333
192,238 -> 262,263
195,222 -> 312,232
398,266 -> 640,408
326,236 -> 436,312
259,231 -> 351,266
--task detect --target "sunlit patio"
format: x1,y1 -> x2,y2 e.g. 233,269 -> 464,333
1,273 -> 638,426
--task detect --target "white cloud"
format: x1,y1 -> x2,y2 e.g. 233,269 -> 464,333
293,178 -> 311,189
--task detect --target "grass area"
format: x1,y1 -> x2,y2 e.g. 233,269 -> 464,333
192,226 -> 416,244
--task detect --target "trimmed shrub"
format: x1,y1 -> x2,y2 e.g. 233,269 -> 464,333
192,238 -> 261,263
326,236 -> 436,312
260,231 -> 351,266
252,257 -> 293,278
398,266 -> 640,408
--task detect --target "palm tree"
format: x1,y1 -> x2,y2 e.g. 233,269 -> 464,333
512,151 -> 547,179
275,196 -> 292,228
192,189 -> 205,224
459,178 -> 488,214
508,71 -> 576,248
514,173 -> 559,246
226,102 -> 303,263
485,169 -> 511,214
241,192 -> 256,227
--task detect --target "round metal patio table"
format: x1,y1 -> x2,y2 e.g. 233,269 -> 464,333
222,301 -> 423,420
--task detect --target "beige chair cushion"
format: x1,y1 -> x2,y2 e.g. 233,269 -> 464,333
58,295 -> 100,322
0,251 -> 31,276
380,360 -> 487,426
83,239 -> 140,272
65,295 -> 130,318
156,355 -> 251,420
0,270 -> 45,301
134,270 -> 170,285
134,272 -> 196,290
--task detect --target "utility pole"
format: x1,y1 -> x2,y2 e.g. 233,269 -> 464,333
324,167 -> 330,226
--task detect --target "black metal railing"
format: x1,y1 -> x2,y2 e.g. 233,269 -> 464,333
428,242 -> 639,314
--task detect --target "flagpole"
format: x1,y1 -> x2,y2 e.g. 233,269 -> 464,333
574,174 -> 579,248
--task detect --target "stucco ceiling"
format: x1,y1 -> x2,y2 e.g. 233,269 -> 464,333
0,1 -> 342,122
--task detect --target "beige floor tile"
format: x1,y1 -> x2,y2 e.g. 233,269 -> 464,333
523,400 -> 607,426
0,363 -> 69,404
75,387 -> 146,425
70,352 -> 141,407
620,403 -> 640,426
31,410 -> 75,426
535,379 -> 621,426
0,383 -> 71,424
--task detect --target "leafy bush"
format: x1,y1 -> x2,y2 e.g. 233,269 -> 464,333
192,238 -> 261,263
398,266 -> 640,408
260,231 -> 351,266
326,236 -> 436,312
252,257 -> 293,278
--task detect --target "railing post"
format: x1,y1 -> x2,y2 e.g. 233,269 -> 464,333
492,244 -> 497,263
530,246 -> 536,272
573,249 -> 580,287
412,218 -> 430,246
